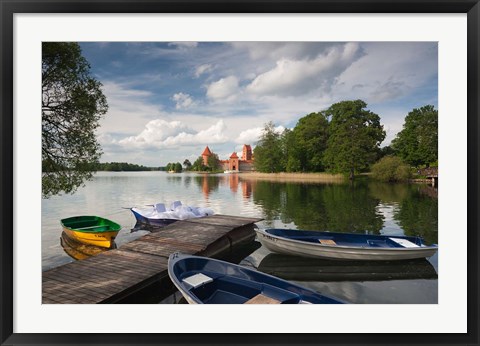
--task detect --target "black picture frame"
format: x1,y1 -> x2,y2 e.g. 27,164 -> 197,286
1,1 -> 478,345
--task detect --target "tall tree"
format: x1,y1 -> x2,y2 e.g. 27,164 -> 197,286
207,153 -> 221,171
42,42 -> 108,198
174,162 -> 183,173
291,112 -> 329,172
391,105 -> 438,167
253,122 -> 285,173
323,100 -> 385,179
283,129 -> 301,172
192,156 -> 206,171
183,159 -> 192,170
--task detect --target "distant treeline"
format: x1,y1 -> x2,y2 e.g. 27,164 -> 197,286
253,100 -> 437,182
94,162 -> 161,171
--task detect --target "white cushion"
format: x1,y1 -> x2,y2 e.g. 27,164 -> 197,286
389,238 -> 419,248
182,273 -> 213,288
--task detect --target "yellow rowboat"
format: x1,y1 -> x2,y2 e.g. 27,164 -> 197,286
60,231 -> 109,260
60,215 -> 121,248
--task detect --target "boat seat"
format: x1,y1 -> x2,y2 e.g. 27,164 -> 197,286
75,225 -> 105,230
171,201 -> 182,210
388,238 -> 419,248
182,273 -> 213,288
154,203 -> 166,212
319,239 -> 337,245
244,293 -> 281,304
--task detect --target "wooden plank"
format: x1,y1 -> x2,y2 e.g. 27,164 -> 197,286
244,294 -> 280,304
185,215 -> 263,228
42,215 -> 259,304
319,239 -> 337,245
42,251 -> 169,304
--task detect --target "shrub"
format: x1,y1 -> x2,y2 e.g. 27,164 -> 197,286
371,156 -> 412,182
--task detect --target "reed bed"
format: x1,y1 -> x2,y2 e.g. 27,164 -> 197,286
239,172 -> 345,184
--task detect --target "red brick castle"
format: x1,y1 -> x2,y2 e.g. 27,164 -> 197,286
201,144 -> 255,172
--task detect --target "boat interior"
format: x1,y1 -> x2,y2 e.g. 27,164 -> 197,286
265,229 -> 424,248
63,217 -> 118,232
180,271 -> 310,304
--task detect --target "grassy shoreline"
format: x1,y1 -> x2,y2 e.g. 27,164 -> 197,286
239,172 -> 345,183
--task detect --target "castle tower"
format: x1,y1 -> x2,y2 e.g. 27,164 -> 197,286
202,146 -> 212,166
229,151 -> 239,171
241,144 -> 252,161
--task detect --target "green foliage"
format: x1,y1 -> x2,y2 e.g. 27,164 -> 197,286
207,153 -> 221,172
391,105 -> 438,167
190,154 -> 221,172
252,180 -> 384,233
192,156 -> 207,171
323,100 -> 386,179
289,112 -> 329,172
394,189 -> 438,244
254,122 -> 286,173
183,159 -> 192,170
165,162 -> 183,172
371,156 -> 412,182
42,42 -> 108,198
284,129 -> 301,172
378,145 -> 395,160
95,162 -> 153,171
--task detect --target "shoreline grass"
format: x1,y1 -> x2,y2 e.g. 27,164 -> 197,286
239,172 -> 345,183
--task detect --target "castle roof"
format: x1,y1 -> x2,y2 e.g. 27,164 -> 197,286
230,152 -> 239,159
202,146 -> 212,156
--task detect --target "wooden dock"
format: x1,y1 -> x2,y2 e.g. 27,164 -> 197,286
42,214 -> 262,304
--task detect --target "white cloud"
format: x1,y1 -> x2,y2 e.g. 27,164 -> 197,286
235,125 -> 285,145
99,81 -> 163,135
118,119 -> 228,149
194,64 -> 213,78
335,42 -> 437,104
90,42 -> 437,166
171,92 -> 194,109
231,42 -> 332,61
206,76 -> 240,102
235,127 -> 263,144
246,43 -> 361,97
102,80 -> 153,99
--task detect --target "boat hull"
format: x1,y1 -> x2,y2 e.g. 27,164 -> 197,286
168,253 -> 344,304
256,229 -> 438,261
60,216 -> 121,248
62,227 -> 118,248
60,231 -> 108,260
130,209 -> 178,227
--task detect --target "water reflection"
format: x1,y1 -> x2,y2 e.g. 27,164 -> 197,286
43,172 -> 438,303
193,174 -> 220,199
192,173 -> 255,199
258,254 -> 438,282
394,188 -> 438,244
296,278 -> 438,304
60,231 -> 108,260
185,174 -> 437,243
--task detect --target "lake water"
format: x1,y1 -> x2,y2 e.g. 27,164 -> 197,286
42,171 -> 438,304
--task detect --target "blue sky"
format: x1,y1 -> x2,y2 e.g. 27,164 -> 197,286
79,42 -> 438,167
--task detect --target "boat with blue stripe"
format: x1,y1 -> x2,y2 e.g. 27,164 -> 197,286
168,253 -> 344,304
256,228 -> 438,261
130,201 -> 214,227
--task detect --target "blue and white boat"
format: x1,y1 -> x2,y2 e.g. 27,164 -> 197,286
256,228 -> 438,261
168,253 -> 344,304
130,201 -> 214,227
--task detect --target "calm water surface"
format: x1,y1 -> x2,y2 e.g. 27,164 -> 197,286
42,171 -> 438,303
